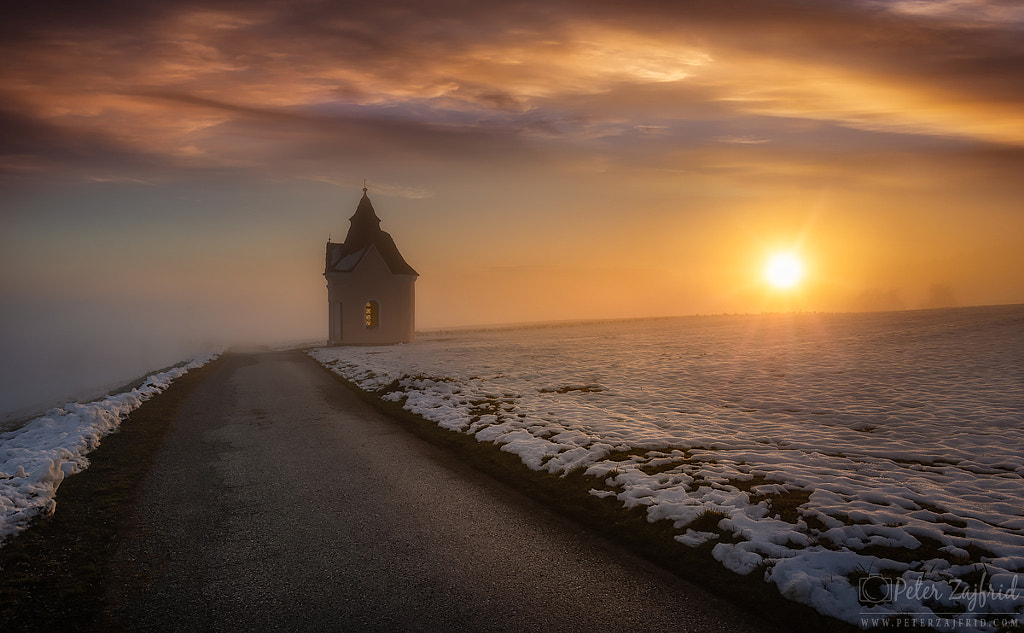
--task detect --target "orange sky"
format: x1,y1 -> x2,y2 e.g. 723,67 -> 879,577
2,0 -> 1024,406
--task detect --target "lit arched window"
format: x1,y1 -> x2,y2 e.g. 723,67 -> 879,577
364,300 -> 379,329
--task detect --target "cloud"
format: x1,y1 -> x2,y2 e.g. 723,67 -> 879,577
719,136 -> 772,145
1,0 -> 1023,184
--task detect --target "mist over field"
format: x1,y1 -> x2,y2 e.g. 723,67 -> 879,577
3,0 -> 1024,417
0,299 -> 226,420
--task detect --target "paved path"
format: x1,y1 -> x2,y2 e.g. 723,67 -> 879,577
113,351 -> 779,632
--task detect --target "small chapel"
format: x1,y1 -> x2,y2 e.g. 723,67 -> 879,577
324,188 -> 418,345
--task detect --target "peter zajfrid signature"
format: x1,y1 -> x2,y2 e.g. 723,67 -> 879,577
864,571 -> 1021,613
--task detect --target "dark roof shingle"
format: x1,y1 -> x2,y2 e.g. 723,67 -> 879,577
325,191 -> 418,276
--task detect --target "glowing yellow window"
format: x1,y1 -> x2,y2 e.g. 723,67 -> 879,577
364,300 -> 379,329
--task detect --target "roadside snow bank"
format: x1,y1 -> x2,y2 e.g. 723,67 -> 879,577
0,354 -> 219,545
310,309 -> 1024,632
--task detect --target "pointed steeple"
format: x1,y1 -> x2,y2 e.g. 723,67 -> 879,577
344,188 -> 383,248
325,189 -> 418,276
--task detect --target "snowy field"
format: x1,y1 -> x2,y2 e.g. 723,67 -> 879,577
311,305 -> 1024,632
0,354 -> 219,546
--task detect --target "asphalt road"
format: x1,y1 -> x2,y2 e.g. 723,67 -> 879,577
112,350 -> 780,632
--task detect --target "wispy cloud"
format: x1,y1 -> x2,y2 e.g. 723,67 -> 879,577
719,136 -> 772,145
1,0 -> 1023,182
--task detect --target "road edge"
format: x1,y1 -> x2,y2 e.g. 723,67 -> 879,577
306,351 -> 864,633
0,358 -> 222,632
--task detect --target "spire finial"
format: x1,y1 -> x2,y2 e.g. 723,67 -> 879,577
363,178 -> 368,194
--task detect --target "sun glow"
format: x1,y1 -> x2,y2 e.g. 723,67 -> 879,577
765,252 -> 804,289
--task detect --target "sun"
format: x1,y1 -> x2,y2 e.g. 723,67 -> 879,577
764,252 -> 804,289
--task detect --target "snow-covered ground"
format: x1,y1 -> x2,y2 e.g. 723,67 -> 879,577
311,306 -> 1024,632
0,353 -> 219,546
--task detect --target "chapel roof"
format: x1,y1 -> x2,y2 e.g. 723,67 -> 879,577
325,190 -> 418,276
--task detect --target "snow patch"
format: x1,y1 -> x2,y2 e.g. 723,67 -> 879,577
310,308 -> 1024,631
0,354 -> 219,546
